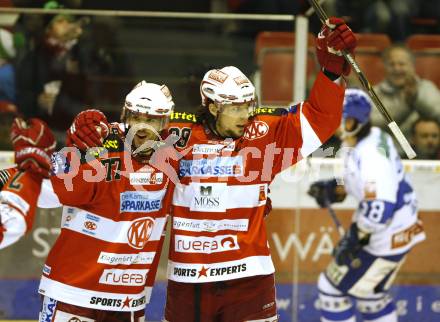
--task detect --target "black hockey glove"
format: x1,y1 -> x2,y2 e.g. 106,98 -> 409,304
308,178 -> 339,208
333,223 -> 369,266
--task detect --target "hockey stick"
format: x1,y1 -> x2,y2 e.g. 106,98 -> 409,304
308,180 -> 363,268
307,180 -> 345,236
323,198 -> 345,237
307,0 -> 417,159
323,198 -> 364,268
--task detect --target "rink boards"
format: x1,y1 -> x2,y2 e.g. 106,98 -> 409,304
0,156 -> 439,321
0,279 -> 439,321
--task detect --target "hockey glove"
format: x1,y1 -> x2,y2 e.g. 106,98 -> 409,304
11,118 -> 56,178
308,178 -> 340,208
66,109 -> 109,151
333,223 -> 369,266
0,169 -> 11,190
316,17 -> 357,76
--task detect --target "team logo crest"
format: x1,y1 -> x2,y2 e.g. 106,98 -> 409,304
127,217 -> 155,249
243,121 -> 269,140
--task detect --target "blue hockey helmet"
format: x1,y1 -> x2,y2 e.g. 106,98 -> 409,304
342,88 -> 372,125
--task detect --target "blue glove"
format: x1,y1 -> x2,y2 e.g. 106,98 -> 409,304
308,179 -> 338,208
333,223 -> 369,266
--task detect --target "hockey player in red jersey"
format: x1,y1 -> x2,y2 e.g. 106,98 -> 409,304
0,118 -> 56,249
0,82 -> 177,322
162,17 -> 356,322
63,17 -> 357,322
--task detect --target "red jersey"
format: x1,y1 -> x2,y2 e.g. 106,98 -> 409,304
167,72 -> 344,283
35,129 -> 174,311
0,168 -> 42,249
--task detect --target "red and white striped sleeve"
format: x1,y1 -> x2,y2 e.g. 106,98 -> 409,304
0,170 -> 43,249
255,71 -> 344,175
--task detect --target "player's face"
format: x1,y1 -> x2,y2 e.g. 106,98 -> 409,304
385,48 -> 415,88
343,117 -> 357,133
340,117 -> 359,146
125,113 -> 166,150
212,103 -> 253,138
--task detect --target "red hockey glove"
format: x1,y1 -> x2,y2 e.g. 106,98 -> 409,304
11,118 -> 56,178
316,17 -> 357,76
66,109 -> 109,151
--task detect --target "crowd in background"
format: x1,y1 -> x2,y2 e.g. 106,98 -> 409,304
0,0 -> 439,159
227,0 -> 440,37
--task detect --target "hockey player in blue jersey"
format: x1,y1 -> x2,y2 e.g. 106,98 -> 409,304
308,88 -> 426,322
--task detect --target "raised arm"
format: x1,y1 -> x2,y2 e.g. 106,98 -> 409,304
258,18 -> 356,175
0,118 -> 55,249
300,17 -> 357,152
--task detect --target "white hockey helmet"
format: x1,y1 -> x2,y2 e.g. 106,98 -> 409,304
124,81 -> 174,117
122,81 -> 175,161
200,66 -> 256,109
122,81 -> 174,132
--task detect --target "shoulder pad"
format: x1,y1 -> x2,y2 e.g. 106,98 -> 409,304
170,111 -> 197,124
